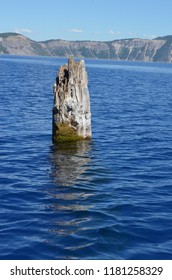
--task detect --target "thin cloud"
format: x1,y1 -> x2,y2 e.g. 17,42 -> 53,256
143,34 -> 156,39
15,28 -> 33,34
67,29 -> 83,33
108,30 -> 121,36
127,32 -> 137,37
93,31 -> 99,34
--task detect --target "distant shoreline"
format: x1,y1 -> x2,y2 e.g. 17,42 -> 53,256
0,32 -> 172,63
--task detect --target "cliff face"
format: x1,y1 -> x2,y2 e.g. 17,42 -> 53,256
0,32 -> 172,62
109,39 -> 165,61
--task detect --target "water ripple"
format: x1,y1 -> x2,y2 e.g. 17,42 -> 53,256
0,56 -> 172,259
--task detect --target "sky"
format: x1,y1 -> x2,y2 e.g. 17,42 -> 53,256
0,0 -> 172,42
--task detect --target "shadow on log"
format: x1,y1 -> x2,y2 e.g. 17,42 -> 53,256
53,57 -> 92,143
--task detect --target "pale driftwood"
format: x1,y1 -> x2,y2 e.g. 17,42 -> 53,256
52,57 -> 91,142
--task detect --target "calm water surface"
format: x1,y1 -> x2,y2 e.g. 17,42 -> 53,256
0,55 -> 172,259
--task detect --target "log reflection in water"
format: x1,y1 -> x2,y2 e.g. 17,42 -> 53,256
50,141 -> 91,187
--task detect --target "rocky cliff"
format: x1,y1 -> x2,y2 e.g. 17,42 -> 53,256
0,32 -> 172,62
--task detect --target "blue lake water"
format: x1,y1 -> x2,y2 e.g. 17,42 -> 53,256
0,55 -> 172,259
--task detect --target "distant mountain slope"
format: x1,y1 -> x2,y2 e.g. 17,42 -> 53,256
0,32 -> 172,62
0,33 -> 48,56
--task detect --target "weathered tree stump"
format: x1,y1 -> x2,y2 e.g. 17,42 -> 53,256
52,57 -> 91,142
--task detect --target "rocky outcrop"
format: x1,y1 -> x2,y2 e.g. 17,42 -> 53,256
0,32 -> 172,62
52,57 -> 91,142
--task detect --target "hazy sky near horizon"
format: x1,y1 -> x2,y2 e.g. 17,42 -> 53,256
0,0 -> 171,41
